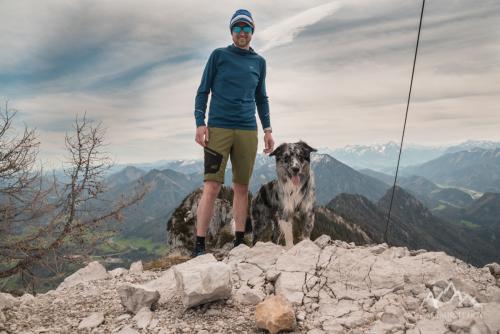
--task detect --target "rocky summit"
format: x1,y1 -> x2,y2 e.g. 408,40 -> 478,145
1,235 -> 500,333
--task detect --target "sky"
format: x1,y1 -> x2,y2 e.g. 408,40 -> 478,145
0,0 -> 499,168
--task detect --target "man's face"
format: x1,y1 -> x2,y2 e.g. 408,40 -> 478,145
231,21 -> 252,48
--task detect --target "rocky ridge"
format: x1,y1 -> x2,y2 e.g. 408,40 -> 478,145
1,235 -> 500,334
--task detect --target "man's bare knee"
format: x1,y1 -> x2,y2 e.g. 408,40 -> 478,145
204,180 -> 222,197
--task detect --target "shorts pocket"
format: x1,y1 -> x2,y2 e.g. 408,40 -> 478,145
204,147 -> 223,174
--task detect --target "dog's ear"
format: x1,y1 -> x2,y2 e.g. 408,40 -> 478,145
297,141 -> 317,154
270,143 -> 287,157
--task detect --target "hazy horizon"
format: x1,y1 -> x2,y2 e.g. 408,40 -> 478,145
95,138 -> 500,168
1,0 -> 499,169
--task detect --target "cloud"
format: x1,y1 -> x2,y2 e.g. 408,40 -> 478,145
257,1 -> 343,52
1,0 -> 499,166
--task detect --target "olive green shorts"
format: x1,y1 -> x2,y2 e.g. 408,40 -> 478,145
203,127 -> 258,185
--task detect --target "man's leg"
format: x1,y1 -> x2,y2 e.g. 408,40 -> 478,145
192,180 -> 221,256
230,129 -> 258,247
196,180 -> 222,236
233,182 -> 249,232
194,127 -> 233,256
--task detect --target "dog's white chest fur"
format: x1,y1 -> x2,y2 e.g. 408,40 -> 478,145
280,180 -> 304,216
277,174 -> 315,249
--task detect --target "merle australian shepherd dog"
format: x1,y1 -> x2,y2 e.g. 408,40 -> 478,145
250,141 -> 317,248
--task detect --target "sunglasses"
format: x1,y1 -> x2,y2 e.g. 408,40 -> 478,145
232,25 -> 253,34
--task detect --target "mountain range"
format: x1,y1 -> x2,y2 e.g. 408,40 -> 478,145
327,187 -> 499,266
319,140 -> 500,171
101,140 -> 500,176
34,140 -> 500,268
401,148 -> 500,193
7,140 -> 498,294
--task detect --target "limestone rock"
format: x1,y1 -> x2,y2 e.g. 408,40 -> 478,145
0,292 -> 20,311
408,318 -> 447,334
368,320 -> 404,333
117,325 -> 140,334
486,262 -> 500,278
177,253 -> 218,268
296,310 -> 306,321
129,260 -> 143,274
133,307 -> 153,329
4,235 -> 500,334
334,310 -> 375,329
78,312 -> 104,329
242,242 -> 285,271
233,285 -> 265,305
227,243 -> 251,261
314,235 -> 331,249
19,293 -> 34,305
409,248 -> 427,256
116,313 -> 131,322
369,243 -> 388,255
380,304 -> 405,324
174,255 -> 231,308
308,328 -> 326,334
117,284 -> 160,314
322,319 -> 346,333
109,267 -> 128,278
255,295 -> 296,334
56,261 -> 109,290
235,262 -> 263,283
275,271 -> 306,305
448,317 -> 475,332
142,268 -> 177,304
276,239 -> 321,274
248,275 -> 266,290
319,299 -> 359,318
324,247 -> 404,294
265,269 -> 281,282
480,302 -> 500,332
470,321 -> 493,334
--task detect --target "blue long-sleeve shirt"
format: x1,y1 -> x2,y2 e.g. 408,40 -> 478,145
194,44 -> 271,130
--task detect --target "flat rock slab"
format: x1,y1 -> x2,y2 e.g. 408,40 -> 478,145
174,255 -> 231,308
57,261 -> 109,290
117,284 -> 160,314
78,312 -> 104,329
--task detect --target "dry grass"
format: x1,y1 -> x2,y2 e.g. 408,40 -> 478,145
143,254 -> 191,271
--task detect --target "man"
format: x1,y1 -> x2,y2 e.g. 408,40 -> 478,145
192,9 -> 274,257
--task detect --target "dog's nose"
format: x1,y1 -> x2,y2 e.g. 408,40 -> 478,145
291,166 -> 300,174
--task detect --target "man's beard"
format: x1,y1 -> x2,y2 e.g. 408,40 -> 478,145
236,37 -> 250,48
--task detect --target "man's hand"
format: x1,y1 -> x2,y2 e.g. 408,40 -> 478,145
195,126 -> 209,147
263,131 -> 274,154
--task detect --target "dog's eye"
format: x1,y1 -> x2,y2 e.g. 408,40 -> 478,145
283,156 -> 290,163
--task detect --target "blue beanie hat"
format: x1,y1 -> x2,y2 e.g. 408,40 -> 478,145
230,9 -> 255,32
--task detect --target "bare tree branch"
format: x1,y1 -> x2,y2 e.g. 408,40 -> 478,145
0,105 -> 147,291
